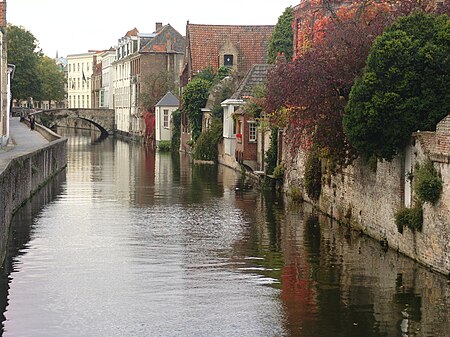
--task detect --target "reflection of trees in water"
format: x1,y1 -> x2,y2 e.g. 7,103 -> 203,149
183,164 -> 223,204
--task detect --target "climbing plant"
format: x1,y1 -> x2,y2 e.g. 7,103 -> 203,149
265,127 -> 279,175
171,109 -> 181,152
413,159 -> 443,205
181,78 -> 211,142
304,148 -> 322,201
394,205 -> 423,233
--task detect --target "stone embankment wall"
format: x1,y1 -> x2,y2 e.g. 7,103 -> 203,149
283,117 -> 450,275
0,138 -> 67,265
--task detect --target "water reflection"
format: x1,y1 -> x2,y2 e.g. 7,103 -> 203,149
0,129 -> 448,337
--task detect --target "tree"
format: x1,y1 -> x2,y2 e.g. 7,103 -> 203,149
267,6 -> 294,63
344,12 -> 450,160
182,78 -> 211,142
266,1 -> 392,164
37,56 -> 66,106
7,24 -> 42,102
266,0 -> 448,165
140,70 -> 178,113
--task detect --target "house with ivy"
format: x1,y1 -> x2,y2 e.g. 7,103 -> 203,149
220,64 -> 273,172
180,23 -> 274,152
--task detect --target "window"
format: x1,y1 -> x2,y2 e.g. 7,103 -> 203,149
163,109 -> 169,128
82,95 -> 85,107
224,54 -> 233,66
249,122 -> 257,142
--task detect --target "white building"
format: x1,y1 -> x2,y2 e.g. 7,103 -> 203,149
221,99 -> 244,158
100,49 -> 115,109
67,52 -> 95,108
113,28 -> 154,136
155,92 -> 179,145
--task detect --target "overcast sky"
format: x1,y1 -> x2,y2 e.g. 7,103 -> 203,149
8,0 -> 299,58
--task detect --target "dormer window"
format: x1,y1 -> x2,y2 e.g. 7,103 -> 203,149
224,54 -> 234,66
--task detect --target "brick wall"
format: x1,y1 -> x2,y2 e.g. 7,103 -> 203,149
283,123 -> 450,275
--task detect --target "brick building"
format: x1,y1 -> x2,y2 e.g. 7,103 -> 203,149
180,23 -> 274,150
221,64 -> 273,171
181,23 -> 274,86
113,23 -> 185,139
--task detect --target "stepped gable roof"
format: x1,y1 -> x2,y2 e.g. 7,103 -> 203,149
186,23 -> 274,74
155,91 -> 179,107
231,64 -> 274,100
141,24 -> 185,53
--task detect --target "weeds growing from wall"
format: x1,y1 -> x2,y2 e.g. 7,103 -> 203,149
414,159 -> 442,205
304,148 -> 322,201
395,205 -> 423,233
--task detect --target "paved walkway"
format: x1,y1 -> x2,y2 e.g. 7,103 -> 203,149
0,117 -> 49,171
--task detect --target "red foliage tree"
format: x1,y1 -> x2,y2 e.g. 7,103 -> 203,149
266,0 -> 448,165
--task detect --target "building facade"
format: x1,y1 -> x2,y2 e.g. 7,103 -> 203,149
67,52 -> 95,109
100,49 -> 115,109
113,24 -> 185,139
181,23 -> 274,86
155,91 -> 179,145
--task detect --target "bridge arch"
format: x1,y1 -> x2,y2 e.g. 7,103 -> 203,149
37,108 -> 115,136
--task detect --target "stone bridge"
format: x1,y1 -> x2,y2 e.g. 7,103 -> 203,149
37,108 -> 115,136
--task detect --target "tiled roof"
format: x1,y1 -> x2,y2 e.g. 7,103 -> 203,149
125,28 -> 139,37
187,24 -> 274,75
141,24 -> 184,53
231,64 -> 274,99
155,91 -> 179,107
414,115 -> 450,163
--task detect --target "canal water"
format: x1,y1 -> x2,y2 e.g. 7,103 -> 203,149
0,129 -> 448,337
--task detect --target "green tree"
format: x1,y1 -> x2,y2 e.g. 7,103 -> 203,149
344,12 -> 450,160
37,56 -> 66,106
195,66 -> 216,84
7,24 -> 42,102
182,78 -> 211,142
267,6 -> 294,63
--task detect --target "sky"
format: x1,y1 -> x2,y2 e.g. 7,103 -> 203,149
8,0 -> 299,58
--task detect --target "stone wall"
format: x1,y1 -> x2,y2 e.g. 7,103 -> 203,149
0,138 -> 67,265
283,118 -> 450,275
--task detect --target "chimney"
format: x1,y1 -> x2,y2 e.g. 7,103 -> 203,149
156,22 -> 163,31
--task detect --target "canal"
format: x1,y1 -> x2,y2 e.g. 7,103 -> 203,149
0,129 -> 448,337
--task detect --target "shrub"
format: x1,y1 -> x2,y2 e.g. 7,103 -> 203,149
394,205 -> 423,233
158,141 -> 171,152
193,119 -> 223,161
304,149 -> 322,201
272,163 -> 285,179
217,66 -> 231,80
414,160 -> 443,205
